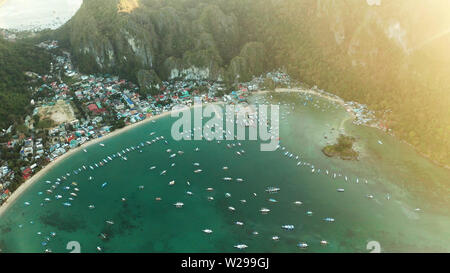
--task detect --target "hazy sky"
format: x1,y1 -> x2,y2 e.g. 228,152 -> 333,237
0,0 -> 83,30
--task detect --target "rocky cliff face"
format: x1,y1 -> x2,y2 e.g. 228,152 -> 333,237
58,0 -> 260,86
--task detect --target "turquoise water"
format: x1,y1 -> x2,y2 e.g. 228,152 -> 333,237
1,92 -> 449,253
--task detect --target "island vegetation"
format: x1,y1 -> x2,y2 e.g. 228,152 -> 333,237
322,135 -> 359,161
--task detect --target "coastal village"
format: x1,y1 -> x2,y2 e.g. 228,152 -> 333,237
0,40 -> 383,205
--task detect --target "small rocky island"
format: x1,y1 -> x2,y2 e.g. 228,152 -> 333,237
322,134 -> 359,160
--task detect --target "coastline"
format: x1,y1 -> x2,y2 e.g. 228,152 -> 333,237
255,88 -> 449,170
0,110 -> 172,217
254,88 -> 357,126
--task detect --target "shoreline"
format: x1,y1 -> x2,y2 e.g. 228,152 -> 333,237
255,88 -> 449,170
0,110 -> 173,217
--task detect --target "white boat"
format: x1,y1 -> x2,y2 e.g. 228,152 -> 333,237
88,205 -> 95,209
294,201 -> 303,205
337,188 -> 345,192
193,162 -> 200,166
235,221 -> 244,226
202,229 -> 213,234
225,193 -> 231,198
265,187 -> 280,193
169,180 -> 175,186
149,166 -> 156,170
223,177 -> 232,181
160,170 -> 167,175
99,143 -> 105,147
323,217 -> 335,222
260,208 -> 270,214
281,225 -> 295,231
106,220 -> 114,225
320,240 -> 328,245
228,206 -> 236,211
236,178 -> 244,182
272,236 -> 280,241
174,202 -> 184,208
234,244 -> 248,249
194,169 -> 202,173
83,149 -> 87,153
297,242 -> 308,248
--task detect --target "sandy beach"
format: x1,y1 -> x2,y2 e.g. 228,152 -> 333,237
257,88 -> 450,170
0,110 -> 172,217
255,87 -> 357,123
0,100 -> 220,217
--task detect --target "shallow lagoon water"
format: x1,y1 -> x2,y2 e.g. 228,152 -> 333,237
1,92 -> 449,253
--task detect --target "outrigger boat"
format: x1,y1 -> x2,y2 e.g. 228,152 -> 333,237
260,208 -> 270,214
174,202 -> 184,208
281,225 -> 295,231
297,242 -> 308,248
265,187 -> 280,193
234,244 -> 248,249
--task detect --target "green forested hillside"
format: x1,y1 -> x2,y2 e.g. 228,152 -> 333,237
56,0 -> 449,165
0,38 -> 50,130
258,0 -> 450,165
3,0 -> 449,166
